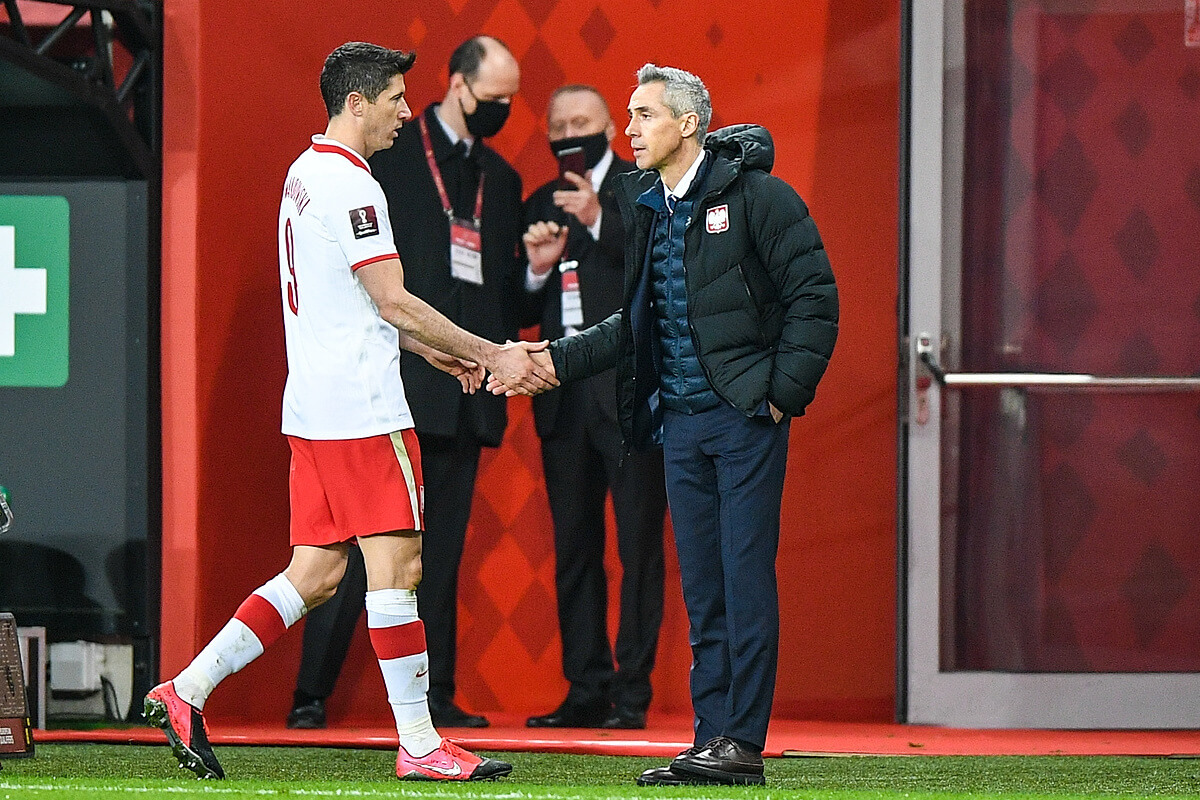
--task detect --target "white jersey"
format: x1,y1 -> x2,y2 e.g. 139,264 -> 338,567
278,135 -> 413,439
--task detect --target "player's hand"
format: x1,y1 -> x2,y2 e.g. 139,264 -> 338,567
486,340 -> 558,396
420,349 -> 484,394
486,348 -> 556,397
456,362 -> 486,394
524,221 -> 568,276
552,171 -> 600,228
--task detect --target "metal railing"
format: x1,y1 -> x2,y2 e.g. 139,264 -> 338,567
915,334 -> 1200,392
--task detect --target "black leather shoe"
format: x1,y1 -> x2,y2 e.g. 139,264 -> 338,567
635,765 -> 714,786
634,747 -> 715,786
428,697 -> 489,728
671,736 -> 765,785
286,698 -> 326,729
601,706 -> 646,729
526,697 -> 612,728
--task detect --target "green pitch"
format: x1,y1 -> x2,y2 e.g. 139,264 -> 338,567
3,744 -> 1200,798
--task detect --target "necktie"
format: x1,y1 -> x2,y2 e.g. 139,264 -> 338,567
455,142 -> 480,218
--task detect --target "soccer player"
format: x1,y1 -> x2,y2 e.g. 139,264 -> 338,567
144,41 -> 555,782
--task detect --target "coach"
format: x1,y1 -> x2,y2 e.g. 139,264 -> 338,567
513,63 -> 838,785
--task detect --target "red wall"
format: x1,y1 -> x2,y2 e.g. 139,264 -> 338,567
161,0 -> 898,724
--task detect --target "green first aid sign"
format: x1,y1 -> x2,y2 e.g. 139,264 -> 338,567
0,196 -> 69,387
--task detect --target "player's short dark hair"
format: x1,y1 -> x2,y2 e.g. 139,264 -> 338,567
320,42 -> 416,118
448,35 -> 511,82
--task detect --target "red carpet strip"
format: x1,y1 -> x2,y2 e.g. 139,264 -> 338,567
38,714 -> 1200,758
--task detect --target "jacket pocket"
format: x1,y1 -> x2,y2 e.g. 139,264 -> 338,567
736,260 -> 781,348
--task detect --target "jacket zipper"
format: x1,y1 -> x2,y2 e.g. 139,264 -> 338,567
736,263 -> 769,349
681,199 -> 747,417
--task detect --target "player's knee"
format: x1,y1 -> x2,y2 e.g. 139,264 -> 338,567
300,568 -> 346,607
312,580 -> 339,606
373,554 -> 421,590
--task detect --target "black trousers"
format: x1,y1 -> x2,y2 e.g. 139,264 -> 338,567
414,430 -> 482,705
540,382 -> 668,711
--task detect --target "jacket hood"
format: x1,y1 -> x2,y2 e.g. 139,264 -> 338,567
703,124 -> 774,174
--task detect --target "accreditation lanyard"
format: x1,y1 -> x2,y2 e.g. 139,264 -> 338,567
419,114 -> 485,285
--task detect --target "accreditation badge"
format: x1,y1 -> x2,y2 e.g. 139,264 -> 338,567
559,259 -> 583,333
450,218 -> 483,285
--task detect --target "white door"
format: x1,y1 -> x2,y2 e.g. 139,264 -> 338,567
904,0 -> 1200,727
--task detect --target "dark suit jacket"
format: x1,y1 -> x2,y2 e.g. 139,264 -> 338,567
370,104 -> 525,447
521,154 -> 636,438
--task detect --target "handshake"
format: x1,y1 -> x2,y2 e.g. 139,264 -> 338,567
419,339 -> 558,397
484,339 -> 558,397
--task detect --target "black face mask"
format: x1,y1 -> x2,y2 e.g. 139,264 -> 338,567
549,131 -> 609,170
460,82 -> 511,138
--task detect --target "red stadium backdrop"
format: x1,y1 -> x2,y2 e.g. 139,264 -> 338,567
160,0 -> 899,724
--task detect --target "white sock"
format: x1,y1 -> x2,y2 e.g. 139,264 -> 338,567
174,574 -> 306,710
366,588 -> 440,757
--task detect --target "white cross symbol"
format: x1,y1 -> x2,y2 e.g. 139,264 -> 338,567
0,225 -> 48,357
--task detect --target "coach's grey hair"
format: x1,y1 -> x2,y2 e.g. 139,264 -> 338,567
636,63 -> 712,142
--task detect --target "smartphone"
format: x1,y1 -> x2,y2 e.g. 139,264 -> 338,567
557,146 -> 586,185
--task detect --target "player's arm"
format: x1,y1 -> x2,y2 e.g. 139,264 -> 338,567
358,257 -> 559,396
398,333 -> 484,394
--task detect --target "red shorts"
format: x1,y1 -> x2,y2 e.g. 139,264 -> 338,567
287,430 -> 424,546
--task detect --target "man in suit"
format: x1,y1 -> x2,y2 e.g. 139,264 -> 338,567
521,85 -> 668,730
365,34 -> 526,729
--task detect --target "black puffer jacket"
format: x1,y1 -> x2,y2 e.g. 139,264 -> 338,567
548,124 -> 838,448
